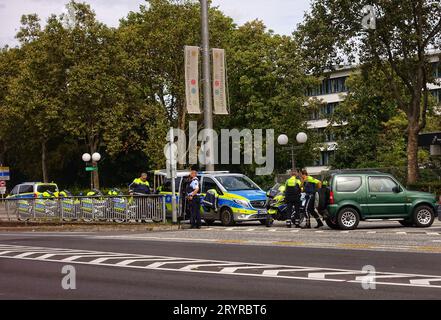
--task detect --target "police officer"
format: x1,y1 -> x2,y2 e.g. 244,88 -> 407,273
284,169 -> 302,228
301,169 -> 323,229
186,170 -> 201,229
131,173 -> 150,194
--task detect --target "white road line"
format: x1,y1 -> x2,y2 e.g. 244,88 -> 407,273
410,278 -> 441,286
80,256 -> 141,263
354,274 -> 414,281
426,232 -> 440,236
268,229 -> 277,232
367,231 -> 377,234
308,271 -> 364,279
396,232 -> 407,235
180,263 -> 245,271
146,260 -> 208,268
262,268 -> 322,276
115,257 -> 183,266
219,265 -> 280,273
3,244 -> 441,289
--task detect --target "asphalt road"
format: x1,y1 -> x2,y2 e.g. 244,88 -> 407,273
1,221 -> 441,300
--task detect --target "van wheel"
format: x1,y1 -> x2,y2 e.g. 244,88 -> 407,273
325,217 -> 340,229
413,205 -> 434,228
337,208 -> 360,230
221,208 -> 235,226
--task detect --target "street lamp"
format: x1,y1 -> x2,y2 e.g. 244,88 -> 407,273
278,132 -> 308,171
82,152 -> 101,190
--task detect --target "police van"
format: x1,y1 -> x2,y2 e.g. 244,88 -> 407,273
8,182 -> 59,199
154,170 -> 268,226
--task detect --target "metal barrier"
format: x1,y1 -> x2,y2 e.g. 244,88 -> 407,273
4,195 -> 166,223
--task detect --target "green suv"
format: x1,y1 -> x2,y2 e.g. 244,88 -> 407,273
325,171 -> 438,230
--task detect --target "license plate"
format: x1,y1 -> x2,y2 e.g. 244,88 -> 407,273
258,210 -> 267,215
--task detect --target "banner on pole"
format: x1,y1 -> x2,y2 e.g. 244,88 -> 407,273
212,48 -> 229,115
184,46 -> 201,114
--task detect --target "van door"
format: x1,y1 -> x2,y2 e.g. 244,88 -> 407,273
200,177 -> 221,220
367,176 -> 407,217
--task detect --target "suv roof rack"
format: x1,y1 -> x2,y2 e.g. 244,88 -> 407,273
328,169 -> 385,175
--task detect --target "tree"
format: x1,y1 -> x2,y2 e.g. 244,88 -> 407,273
297,0 -> 441,183
215,20 -> 316,181
328,68 -> 403,168
5,14 -> 68,182
119,0 -> 234,133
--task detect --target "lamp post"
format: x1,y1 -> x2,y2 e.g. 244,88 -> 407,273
278,132 -> 308,171
82,152 -> 101,190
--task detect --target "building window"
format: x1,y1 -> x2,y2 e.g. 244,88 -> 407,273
432,62 -> 441,79
307,77 -> 348,97
431,89 -> 441,104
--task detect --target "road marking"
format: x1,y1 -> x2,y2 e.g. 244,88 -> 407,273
262,268 -> 322,276
308,271 -> 364,279
1,244 -> 441,289
427,232 -> 440,236
396,232 -> 407,235
410,278 -> 441,286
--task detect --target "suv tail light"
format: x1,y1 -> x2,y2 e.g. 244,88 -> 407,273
329,191 -> 334,204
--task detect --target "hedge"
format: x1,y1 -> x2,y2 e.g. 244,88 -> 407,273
406,182 -> 441,198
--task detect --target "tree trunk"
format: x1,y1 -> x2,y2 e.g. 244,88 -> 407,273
41,141 -> 48,183
407,123 -> 419,184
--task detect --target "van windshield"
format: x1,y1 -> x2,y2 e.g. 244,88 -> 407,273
216,175 -> 259,191
37,185 -> 58,193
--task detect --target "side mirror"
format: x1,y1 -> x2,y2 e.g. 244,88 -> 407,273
392,186 -> 401,193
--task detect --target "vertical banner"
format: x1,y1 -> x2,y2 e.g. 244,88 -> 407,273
212,48 -> 229,115
184,46 -> 201,114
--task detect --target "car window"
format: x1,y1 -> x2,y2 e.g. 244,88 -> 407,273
335,176 -> 362,192
18,184 -> 33,194
202,177 -> 219,193
11,185 -> 19,195
368,177 -> 398,193
37,185 -> 58,193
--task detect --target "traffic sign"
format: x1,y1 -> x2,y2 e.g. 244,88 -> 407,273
0,167 -> 10,181
85,166 -> 98,172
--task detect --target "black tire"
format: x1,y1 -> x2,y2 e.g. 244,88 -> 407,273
220,208 -> 235,226
325,217 -> 340,229
204,219 -> 216,226
337,207 -> 360,230
413,205 -> 435,228
398,220 -> 414,227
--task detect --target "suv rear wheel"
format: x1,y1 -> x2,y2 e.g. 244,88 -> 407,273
413,205 -> 435,228
337,207 -> 360,230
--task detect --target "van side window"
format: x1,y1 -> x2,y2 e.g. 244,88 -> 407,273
161,178 -> 182,193
335,176 -> 362,192
19,185 -> 33,194
368,177 -> 397,193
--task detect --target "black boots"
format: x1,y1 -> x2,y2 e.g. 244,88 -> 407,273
314,219 -> 324,229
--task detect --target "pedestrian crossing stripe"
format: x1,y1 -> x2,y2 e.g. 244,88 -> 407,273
1,244 -> 441,289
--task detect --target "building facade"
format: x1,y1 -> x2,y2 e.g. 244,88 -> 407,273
305,54 -> 441,175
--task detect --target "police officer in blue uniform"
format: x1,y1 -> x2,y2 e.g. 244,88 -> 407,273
186,170 -> 201,229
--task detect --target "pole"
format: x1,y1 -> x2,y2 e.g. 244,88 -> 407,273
170,128 -> 177,224
291,146 -> 295,171
200,0 -> 214,171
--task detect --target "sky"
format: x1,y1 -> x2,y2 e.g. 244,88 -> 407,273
0,0 -> 312,47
